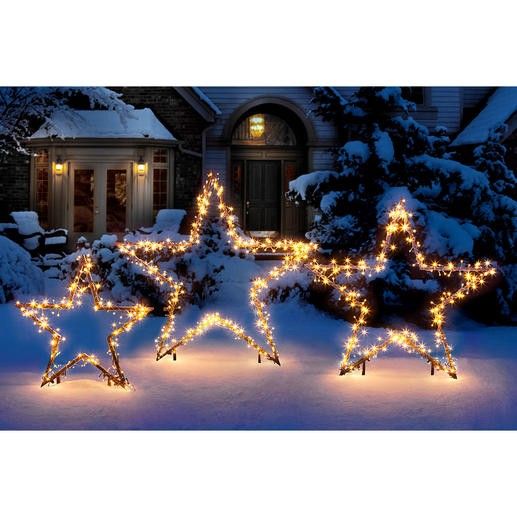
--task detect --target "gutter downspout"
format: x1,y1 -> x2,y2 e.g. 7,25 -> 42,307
178,143 -> 202,158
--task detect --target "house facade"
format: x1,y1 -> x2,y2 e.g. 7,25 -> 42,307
0,86 -> 500,243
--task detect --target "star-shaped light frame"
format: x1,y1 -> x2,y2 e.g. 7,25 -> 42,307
17,254 -> 152,387
330,200 -> 497,378
119,172 -> 316,366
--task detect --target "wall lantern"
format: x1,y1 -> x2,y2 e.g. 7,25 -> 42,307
249,114 -> 265,139
136,156 -> 146,176
54,157 -> 64,175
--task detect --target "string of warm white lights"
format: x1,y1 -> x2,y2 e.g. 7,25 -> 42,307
118,172 -> 317,258
16,254 -> 152,387
120,172 -> 496,378
118,173 -> 308,365
313,201 -> 496,377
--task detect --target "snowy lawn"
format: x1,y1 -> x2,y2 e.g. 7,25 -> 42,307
1,259 -> 516,430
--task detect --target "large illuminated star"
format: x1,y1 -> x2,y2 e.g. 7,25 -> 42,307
314,200 -> 497,378
119,172 -> 316,366
17,254 -> 152,387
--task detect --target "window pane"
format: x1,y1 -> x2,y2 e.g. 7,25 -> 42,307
106,169 -> 127,233
153,149 -> 168,164
152,167 -> 168,217
74,169 -> 94,233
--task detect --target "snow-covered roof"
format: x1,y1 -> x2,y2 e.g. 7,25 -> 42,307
192,87 -> 222,115
452,87 -> 517,146
30,108 -> 176,141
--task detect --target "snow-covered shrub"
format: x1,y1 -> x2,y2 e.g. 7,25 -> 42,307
0,236 -> 44,303
94,234 -> 169,309
157,217 -> 242,307
266,269 -> 313,303
288,87 -> 517,322
66,211 -> 252,312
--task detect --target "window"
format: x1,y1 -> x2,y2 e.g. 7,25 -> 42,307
152,149 -> 168,217
73,169 -> 94,233
34,149 -> 49,226
106,169 -> 127,233
401,87 -> 425,105
232,113 -> 297,146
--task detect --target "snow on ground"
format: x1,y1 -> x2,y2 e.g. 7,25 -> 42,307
1,259 -> 516,430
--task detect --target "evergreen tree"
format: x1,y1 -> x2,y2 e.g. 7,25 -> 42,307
288,87 -> 517,322
473,124 -> 517,197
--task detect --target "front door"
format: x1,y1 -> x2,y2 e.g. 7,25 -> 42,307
72,165 -> 129,241
246,160 -> 280,233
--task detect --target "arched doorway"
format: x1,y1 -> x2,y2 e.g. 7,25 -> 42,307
228,102 -> 309,237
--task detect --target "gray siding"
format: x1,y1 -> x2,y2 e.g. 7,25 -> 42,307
200,87 -> 338,143
311,148 -> 336,170
429,87 -> 463,132
463,87 -> 493,108
205,147 -> 227,176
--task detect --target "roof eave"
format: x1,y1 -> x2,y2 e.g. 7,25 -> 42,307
25,136 -> 180,148
173,87 -> 219,123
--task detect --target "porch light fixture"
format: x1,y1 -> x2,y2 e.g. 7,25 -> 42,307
54,157 -> 63,175
249,114 -> 265,139
136,156 -> 146,176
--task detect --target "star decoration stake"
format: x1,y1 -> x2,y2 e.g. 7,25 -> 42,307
118,172 -> 316,366
16,254 -> 152,388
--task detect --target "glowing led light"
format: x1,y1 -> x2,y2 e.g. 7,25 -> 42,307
119,176 -> 497,380
16,255 -> 152,388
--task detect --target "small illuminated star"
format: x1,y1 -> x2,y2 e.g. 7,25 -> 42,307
333,200 -> 497,378
17,254 -> 151,387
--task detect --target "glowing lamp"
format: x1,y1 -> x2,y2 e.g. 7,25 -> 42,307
54,158 -> 63,175
136,156 -> 146,176
249,114 -> 265,139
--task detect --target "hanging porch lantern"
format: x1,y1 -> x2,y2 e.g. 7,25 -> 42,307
249,114 -> 265,139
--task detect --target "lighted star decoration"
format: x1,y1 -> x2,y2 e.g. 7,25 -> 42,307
16,254 -> 152,388
307,201 -> 497,378
118,172 -> 316,366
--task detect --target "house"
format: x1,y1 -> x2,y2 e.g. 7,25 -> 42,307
0,86 -> 504,244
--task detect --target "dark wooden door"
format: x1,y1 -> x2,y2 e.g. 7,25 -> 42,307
246,160 -> 281,231
283,159 -> 306,237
